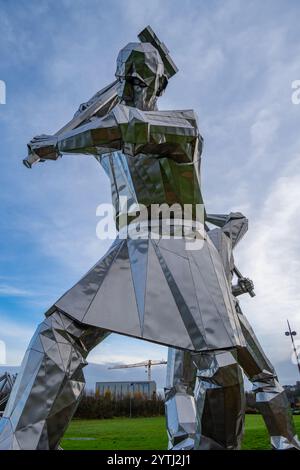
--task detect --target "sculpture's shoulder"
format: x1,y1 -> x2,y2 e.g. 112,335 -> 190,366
145,108 -> 199,130
155,109 -> 198,119
206,212 -> 248,249
110,103 -> 131,124
111,105 -> 199,131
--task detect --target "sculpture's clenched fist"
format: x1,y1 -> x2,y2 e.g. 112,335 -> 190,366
27,134 -> 59,159
232,277 -> 255,297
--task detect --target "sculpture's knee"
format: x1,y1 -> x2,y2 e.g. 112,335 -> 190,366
193,350 -> 243,387
43,309 -> 109,357
251,370 -> 282,398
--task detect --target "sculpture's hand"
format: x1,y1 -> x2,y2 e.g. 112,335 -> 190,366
23,134 -> 60,168
232,277 -> 255,297
239,277 -> 254,294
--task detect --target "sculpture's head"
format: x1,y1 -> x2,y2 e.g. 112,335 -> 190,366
115,42 -> 168,110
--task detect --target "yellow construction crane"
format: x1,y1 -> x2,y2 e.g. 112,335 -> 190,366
108,359 -> 167,381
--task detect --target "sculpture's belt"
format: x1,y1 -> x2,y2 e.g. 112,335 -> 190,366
118,218 -> 206,240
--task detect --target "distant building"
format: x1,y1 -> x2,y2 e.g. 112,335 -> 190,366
283,381 -> 300,392
283,382 -> 300,408
95,381 -> 156,399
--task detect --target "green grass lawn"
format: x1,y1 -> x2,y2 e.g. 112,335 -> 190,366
61,414 -> 300,450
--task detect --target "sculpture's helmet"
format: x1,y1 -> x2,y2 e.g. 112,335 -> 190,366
115,42 -> 168,109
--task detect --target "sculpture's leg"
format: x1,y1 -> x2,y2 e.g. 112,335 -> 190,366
164,348 -> 196,450
0,309 -> 109,450
165,348 -> 245,450
192,350 -> 245,450
236,307 -> 300,450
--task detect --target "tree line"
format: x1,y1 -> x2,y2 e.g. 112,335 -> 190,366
74,390 -> 165,419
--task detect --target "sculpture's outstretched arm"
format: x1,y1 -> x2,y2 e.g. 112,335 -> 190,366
24,111 -> 121,167
57,112 -> 121,154
23,80 -> 119,168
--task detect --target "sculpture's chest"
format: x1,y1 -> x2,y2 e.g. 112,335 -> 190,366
99,151 -> 202,207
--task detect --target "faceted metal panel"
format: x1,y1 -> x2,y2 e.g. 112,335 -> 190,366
80,240 -> 141,334
142,239 -> 194,350
54,241 -> 122,319
127,238 -> 149,332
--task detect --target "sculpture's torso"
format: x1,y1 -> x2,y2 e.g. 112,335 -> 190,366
94,105 -> 204,229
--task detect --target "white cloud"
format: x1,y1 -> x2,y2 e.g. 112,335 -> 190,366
237,153 -> 300,365
250,108 -> 280,158
89,334 -> 167,366
0,284 -> 34,297
0,316 -> 35,365
0,317 -> 34,340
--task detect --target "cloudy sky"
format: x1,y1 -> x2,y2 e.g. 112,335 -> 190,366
0,0 -> 300,389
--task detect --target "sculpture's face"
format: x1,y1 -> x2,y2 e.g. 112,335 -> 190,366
116,42 -> 167,110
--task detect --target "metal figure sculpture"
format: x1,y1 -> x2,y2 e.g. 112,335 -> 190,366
0,26 -> 299,450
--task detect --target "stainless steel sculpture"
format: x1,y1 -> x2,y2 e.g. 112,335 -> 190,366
0,26 -> 299,450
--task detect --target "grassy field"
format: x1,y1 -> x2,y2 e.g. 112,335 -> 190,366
61,414 -> 300,450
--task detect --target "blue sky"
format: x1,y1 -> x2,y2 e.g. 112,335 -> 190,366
0,0 -> 300,389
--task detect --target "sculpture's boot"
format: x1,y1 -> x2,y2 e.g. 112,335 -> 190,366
237,311 -> 300,450
193,350 -> 245,450
0,309 -> 109,450
165,348 -> 196,450
252,372 -> 300,450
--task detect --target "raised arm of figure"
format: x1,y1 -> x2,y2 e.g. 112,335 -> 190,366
23,80 -> 119,168
24,110 -> 122,168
